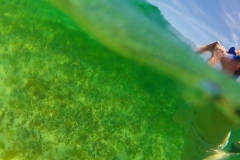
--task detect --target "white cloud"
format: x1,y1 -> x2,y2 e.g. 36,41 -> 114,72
170,0 -> 184,10
221,9 -> 237,29
187,1 -> 209,18
219,1 -> 240,47
221,2 -> 240,26
147,1 -> 235,47
231,33 -> 238,47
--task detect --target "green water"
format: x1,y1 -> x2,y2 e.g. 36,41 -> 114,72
0,0 -> 239,159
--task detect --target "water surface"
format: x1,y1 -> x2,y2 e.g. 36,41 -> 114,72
0,0 -> 239,159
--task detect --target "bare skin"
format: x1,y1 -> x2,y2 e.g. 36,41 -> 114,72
195,41 -> 225,66
193,99 -> 240,145
221,57 -> 240,75
173,98 -> 240,159
196,41 -> 240,75
174,42 -> 240,159
173,99 -> 240,145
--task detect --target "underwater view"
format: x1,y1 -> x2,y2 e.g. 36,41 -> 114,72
0,0 -> 240,159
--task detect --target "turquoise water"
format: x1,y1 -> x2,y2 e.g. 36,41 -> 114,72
0,0 -> 240,159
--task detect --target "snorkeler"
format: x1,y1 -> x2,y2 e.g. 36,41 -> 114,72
173,86 -> 240,159
196,41 -> 240,77
172,43 -> 240,159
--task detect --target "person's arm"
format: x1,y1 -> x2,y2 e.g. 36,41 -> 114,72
207,44 -> 226,66
195,41 -> 220,54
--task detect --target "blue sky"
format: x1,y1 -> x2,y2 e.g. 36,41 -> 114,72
147,0 -> 240,49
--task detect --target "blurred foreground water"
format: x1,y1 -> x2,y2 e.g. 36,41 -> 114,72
0,0 -> 240,159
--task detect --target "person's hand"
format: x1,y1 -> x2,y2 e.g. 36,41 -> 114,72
235,49 -> 240,56
208,44 -> 226,66
213,44 -> 226,59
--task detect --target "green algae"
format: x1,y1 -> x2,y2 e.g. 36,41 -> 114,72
0,0 -> 184,159
0,0 -> 240,159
